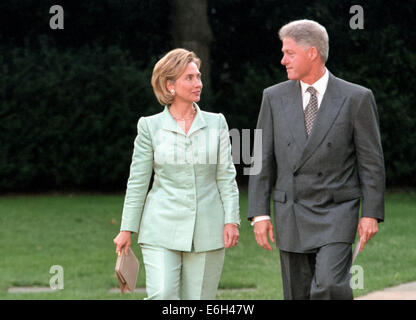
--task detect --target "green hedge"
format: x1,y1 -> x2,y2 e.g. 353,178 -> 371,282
0,38 -> 160,192
0,1 -> 415,191
1,37 -> 415,192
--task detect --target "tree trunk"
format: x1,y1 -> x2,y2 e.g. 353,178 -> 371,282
171,0 -> 213,102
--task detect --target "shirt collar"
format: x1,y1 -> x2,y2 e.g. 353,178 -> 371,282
162,102 -> 207,136
300,67 -> 329,96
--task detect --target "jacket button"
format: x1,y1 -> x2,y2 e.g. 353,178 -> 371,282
318,172 -> 323,177
327,142 -> 332,147
293,172 -> 298,177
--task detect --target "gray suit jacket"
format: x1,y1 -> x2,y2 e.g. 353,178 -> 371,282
248,72 -> 385,253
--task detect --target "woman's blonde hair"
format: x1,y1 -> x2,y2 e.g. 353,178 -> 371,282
151,48 -> 201,106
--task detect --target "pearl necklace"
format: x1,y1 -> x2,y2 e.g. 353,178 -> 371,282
170,106 -> 196,121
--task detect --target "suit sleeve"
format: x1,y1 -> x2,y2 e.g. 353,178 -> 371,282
248,90 -> 277,219
353,90 -> 385,222
216,113 -> 240,225
120,117 -> 154,233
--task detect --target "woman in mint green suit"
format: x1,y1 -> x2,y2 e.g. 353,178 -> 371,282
113,48 -> 240,300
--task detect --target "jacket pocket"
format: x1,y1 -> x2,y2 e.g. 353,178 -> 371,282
333,188 -> 362,203
273,189 -> 287,203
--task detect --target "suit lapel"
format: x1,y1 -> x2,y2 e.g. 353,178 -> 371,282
161,106 -> 185,135
294,73 -> 347,171
281,80 -> 308,151
161,103 -> 207,137
187,103 -> 207,136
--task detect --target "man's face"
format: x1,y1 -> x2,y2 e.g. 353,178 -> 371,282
281,37 -> 313,81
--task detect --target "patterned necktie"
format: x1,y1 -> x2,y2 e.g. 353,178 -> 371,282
304,86 -> 318,136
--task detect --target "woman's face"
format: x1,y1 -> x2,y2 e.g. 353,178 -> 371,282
168,62 -> 203,104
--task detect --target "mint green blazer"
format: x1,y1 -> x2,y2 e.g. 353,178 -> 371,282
120,104 -> 240,252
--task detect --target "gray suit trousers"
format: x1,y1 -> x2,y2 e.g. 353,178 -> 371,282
279,243 -> 353,300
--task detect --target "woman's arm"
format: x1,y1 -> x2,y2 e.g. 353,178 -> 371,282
118,117 -> 154,234
216,113 -> 240,225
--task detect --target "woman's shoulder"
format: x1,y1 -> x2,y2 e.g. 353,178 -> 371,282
136,109 -> 165,125
134,109 -> 165,134
200,108 -> 227,120
142,108 -> 165,120
199,109 -> 227,128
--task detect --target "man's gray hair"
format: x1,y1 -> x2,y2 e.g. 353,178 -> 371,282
279,19 -> 329,63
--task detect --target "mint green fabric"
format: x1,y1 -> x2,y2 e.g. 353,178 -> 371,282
121,104 -> 240,252
140,244 -> 225,300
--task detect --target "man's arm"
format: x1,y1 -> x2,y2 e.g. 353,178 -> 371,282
353,89 -> 385,249
248,89 -> 277,250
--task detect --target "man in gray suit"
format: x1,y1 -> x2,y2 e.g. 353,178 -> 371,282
248,20 -> 385,300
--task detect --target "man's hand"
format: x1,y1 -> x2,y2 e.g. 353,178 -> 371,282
224,223 -> 239,248
357,217 -> 378,251
253,220 -> 275,251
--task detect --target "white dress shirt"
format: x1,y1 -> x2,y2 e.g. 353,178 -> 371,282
252,68 -> 329,226
300,67 -> 329,111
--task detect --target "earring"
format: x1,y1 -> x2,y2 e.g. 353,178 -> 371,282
170,89 -> 175,95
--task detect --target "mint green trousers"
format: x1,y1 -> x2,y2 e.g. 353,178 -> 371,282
140,244 -> 225,300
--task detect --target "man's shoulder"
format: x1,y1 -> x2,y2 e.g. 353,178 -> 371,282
263,80 -> 296,96
331,74 -> 373,96
262,74 -> 373,98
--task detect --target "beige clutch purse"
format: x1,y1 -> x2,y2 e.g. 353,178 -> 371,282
115,248 -> 139,293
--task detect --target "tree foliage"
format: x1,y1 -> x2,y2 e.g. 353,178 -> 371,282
0,0 -> 414,191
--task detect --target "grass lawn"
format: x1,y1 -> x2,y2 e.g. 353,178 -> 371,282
0,189 -> 415,300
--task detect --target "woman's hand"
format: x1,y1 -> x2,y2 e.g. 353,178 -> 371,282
224,223 -> 239,248
113,231 -> 132,256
